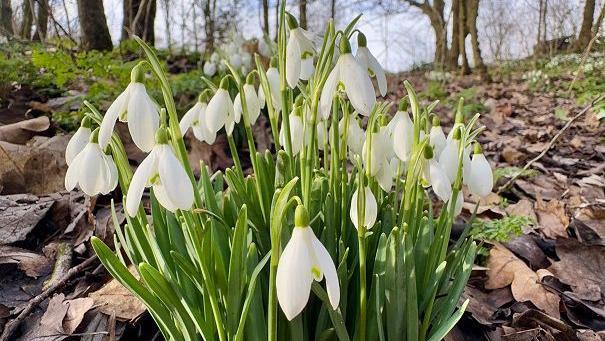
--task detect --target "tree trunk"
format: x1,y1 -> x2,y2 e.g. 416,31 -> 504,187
467,0 -> 489,81
0,0 -> 13,36
448,0 -> 461,69
20,0 -> 33,39
161,0 -> 171,50
262,0 -> 269,35
458,0 -> 470,75
407,0 -> 448,68
576,0 -> 596,50
299,0 -> 307,29
203,0 -> 215,55
33,0 -> 49,41
331,0 -> 335,20
592,1 -> 605,36
122,0 -> 156,44
77,0 -> 113,50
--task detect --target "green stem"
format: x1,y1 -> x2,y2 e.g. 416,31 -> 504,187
268,251 -> 279,341
227,134 -> 244,179
357,227 -> 367,341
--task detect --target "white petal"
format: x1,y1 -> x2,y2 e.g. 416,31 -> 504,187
180,102 -> 202,135
153,182 -> 178,212
430,126 -> 447,157
157,145 -> 194,211
233,93 -> 243,124
65,146 -> 85,191
300,57 -> 315,80
439,139 -> 461,184
279,114 -> 304,155
467,154 -> 493,197
340,54 -> 376,116
65,127 -> 91,166
103,154 -> 119,194
286,34 -> 301,88
78,144 -> 107,196
349,187 -> 378,230
203,62 -> 216,76
340,116 -> 365,156
430,160 -> 452,202
99,85 -> 130,149
319,66 -> 339,120
310,232 -> 340,309
258,85 -> 266,109
244,84 -> 261,124
276,227 -> 314,321
452,190 -> 463,216
292,28 -> 315,54
126,148 -> 158,216
393,112 -> 414,162
127,83 -> 159,152
266,68 -> 282,111
206,89 -> 232,134
365,47 -> 387,96
377,158 -> 397,192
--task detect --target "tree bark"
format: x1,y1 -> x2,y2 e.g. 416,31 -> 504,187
405,0 -> 448,68
77,0 -> 113,50
448,0 -> 461,69
203,0 -> 215,55
467,0 -> 489,80
592,1 -> 605,37
576,0 -> 596,50
20,0 -> 33,39
299,0 -> 307,29
458,0 -> 470,75
331,0 -> 335,20
262,0 -> 269,35
0,0 -> 13,36
122,0 -> 156,44
33,0 -> 49,41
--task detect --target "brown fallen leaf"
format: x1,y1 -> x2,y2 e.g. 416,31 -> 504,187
0,194 -> 55,245
486,243 -> 560,319
506,199 -> 537,231
89,267 -> 146,320
0,245 -> 51,278
63,297 -> 95,334
535,195 -> 569,239
0,116 -> 50,144
549,240 -> 605,302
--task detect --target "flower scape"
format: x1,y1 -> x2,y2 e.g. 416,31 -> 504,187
65,4 -> 493,341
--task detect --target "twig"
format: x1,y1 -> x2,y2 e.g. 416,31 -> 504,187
0,255 -> 98,341
497,95 -> 605,194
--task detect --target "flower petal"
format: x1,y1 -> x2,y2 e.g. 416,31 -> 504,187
430,126 -> 447,157
319,66 -> 339,120
286,33 -> 301,88
439,139 -> 461,184
99,85 -> 130,149
340,54 -> 376,116
180,102 -> 202,135
157,145 -> 194,211
65,146 -> 85,191
65,127 -> 91,166
78,144 -> 106,196
393,111 -> 414,162
244,84 -> 261,124
127,83 -> 159,152
467,153 -> 493,197
266,68 -> 282,111
300,57 -> 315,80
276,227 -> 313,321
310,231 -> 340,309
206,89 -> 231,134
349,186 -> 378,230
103,154 -> 119,194
366,48 -> 387,96
126,148 -> 157,216
430,160 -> 452,202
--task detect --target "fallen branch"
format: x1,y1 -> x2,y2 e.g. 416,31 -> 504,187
497,95 -> 605,194
0,255 -> 98,341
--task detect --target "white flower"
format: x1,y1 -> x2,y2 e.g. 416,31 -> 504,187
355,33 -> 387,97
65,131 -> 117,196
179,101 -> 216,144
234,83 -> 262,125
210,52 -> 220,63
206,87 -> 236,135
279,112 -> 304,155
453,190 -> 463,216
430,125 -> 447,157
428,160 -> 452,202
99,80 -> 159,153
258,36 -> 272,57
466,150 -> 493,197
126,142 -> 194,216
339,116 -> 365,156
230,54 -> 243,69
439,137 -> 466,184
65,121 -> 91,166
259,67 -> 282,112
276,206 -> 340,321
203,62 -> 217,77
286,16 -> 315,88
376,157 -> 398,192
320,40 -> 376,118
392,111 -> 414,162
362,126 -> 393,178
350,186 -> 378,230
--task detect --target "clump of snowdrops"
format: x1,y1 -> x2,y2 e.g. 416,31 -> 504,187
65,4 -> 493,341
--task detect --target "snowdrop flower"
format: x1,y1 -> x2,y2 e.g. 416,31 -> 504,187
65,129 -> 118,196
99,63 -> 159,153
65,116 -> 92,166
179,97 -> 216,144
285,13 -> 315,88
279,109 -> 304,155
126,128 -> 194,216
259,66 -> 282,111
210,52 -> 220,63
339,115 -> 365,156
258,36 -> 272,57
355,33 -> 387,96
465,143 -> 493,197
203,62 -> 217,77
392,111 -> 414,162
429,117 -> 447,157
230,53 -> 243,69
206,78 -> 236,135
439,128 -> 467,184
423,145 -> 452,202
320,38 -> 376,118
234,81 -> 261,125
276,205 -> 340,320
350,186 -> 378,230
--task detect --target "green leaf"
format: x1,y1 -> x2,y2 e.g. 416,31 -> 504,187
227,206 -> 249,335
235,250 -> 271,341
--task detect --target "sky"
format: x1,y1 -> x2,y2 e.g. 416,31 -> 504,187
13,0 -> 590,72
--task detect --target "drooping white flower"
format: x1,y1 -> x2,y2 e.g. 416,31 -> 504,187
428,159 -> 452,202
65,117 -> 92,166
392,111 -> 414,162
258,67 -> 282,111
210,52 -> 220,63
203,62 -> 217,77
279,111 -> 304,155
234,83 -> 262,125
362,126 -> 393,178
376,157 -> 398,192
206,81 -> 236,135
125,133 -> 194,217
230,53 -> 243,69
258,36 -> 273,57
179,101 -> 216,144
429,117 -> 447,157
439,134 -> 467,184
99,65 -> 159,153
465,145 -> 493,197
350,186 -> 378,230
277,205 -> 340,321
65,129 -> 118,196
320,39 -> 376,118
285,14 -> 315,88
355,33 -> 387,97
339,115 -> 365,156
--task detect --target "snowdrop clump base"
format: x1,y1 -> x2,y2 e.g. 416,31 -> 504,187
66,4 -> 492,341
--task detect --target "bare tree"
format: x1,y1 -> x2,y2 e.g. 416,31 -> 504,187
575,0 -> 596,50
457,0 -> 470,74
467,0 -> 488,80
33,0 -> 49,41
20,0 -> 33,39
401,0 -> 448,67
299,0 -> 307,29
262,0 -> 269,35
122,0 -> 156,44
203,0 -> 216,55
0,0 -> 13,36
77,0 -> 113,50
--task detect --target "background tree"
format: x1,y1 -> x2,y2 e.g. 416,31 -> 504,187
33,0 -> 49,41
402,0 -> 447,67
20,0 -> 33,39
262,0 -> 269,35
575,0 -> 596,50
467,0 -> 489,80
122,0 -> 157,44
77,0 -> 113,51
299,0 -> 307,29
0,0 -> 12,36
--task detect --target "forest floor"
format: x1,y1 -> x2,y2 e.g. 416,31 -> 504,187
1,47 -> 605,340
